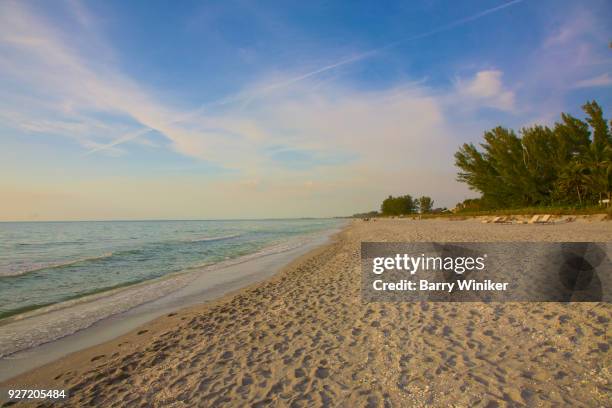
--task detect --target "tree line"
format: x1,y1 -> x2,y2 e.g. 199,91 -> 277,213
352,195 -> 439,217
380,195 -> 435,215
454,101 -> 611,209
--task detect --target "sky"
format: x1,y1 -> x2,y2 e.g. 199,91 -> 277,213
0,0 -> 611,221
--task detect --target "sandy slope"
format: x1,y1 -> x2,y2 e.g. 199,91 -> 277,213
2,218 -> 611,407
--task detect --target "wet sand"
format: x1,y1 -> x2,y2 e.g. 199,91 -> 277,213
2,218 -> 611,407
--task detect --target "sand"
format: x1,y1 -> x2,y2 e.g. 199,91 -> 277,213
2,218 -> 611,407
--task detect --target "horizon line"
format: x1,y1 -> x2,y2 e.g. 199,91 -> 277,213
0,216 -> 348,223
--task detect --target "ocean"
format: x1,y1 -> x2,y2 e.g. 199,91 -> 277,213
0,219 -> 344,321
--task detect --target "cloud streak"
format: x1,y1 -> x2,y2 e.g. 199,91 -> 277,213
3,0 -> 611,220
87,0 -> 526,154
573,73 -> 612,88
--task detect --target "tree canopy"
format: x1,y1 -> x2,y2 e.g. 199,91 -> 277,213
417,196 -> 434,213
381,195 -> 417,215
454,101 -> 611,208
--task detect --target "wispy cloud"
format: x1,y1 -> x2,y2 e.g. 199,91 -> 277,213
87,0 -> 527,154
3,0 -> 611,220
493,6 -> 612,126
0,0 -> 467,210
0,1 -> 163,149
0,0 -> 528,166
573,73 -> 612,88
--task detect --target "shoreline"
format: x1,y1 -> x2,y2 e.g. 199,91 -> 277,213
0,230 -> 332,329
0,224 -> 346,383
2,218 -> 610,407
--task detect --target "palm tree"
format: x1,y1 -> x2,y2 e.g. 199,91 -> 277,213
578,140 -> 612,203
557,160 -> 587,205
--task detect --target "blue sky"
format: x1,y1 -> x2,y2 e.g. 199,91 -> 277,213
1,0 -> 611,220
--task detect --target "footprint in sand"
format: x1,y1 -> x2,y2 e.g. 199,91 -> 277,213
315,367 -> 329,379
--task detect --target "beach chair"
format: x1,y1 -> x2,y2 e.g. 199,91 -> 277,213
527,215 -> 540,224
491,216 -> 501,223
537,214 -> 552,224
481,217 -> 490,223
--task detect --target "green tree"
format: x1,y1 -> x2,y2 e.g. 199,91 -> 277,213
417,196 -> 433,213
555,160 -> 587,205
381,195 -> 416,215
455,100 -> 611,207
454,198 -> 486,212
455,127 -> 527,207
583,101 -> 612,153
580,101 -> 612,202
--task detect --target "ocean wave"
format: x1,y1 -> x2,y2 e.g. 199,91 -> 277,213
187,234 -> 315,271
0,234 -> 240,278
15,241 -> 84,247
2,233 -> 317,317
0,252 -> 114,278
0,227 -> 340,357
186,233 -> 242,243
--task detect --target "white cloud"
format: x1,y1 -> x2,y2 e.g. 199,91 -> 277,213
454,70 -> 515,112
0,1 -> 457,168
542,9 -> 600,50
0,1 -> 178,151
502,8 -> 612,126
573,73 -> 612,88
0,0 -> 492,216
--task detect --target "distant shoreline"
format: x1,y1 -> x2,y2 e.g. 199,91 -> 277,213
353,211 -> 611,220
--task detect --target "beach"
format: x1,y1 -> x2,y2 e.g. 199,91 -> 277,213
2,218 -> 611,407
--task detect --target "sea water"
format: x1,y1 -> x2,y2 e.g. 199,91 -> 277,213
0,219 -> 343,321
